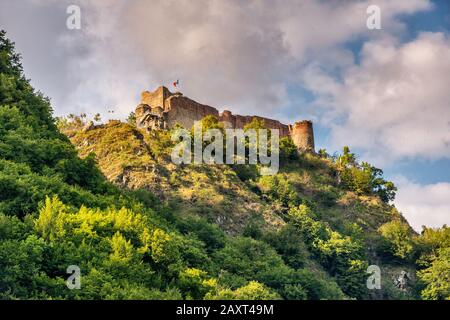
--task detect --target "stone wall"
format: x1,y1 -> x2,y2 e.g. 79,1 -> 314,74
165,95 -> 219,129
289,121 -> 315,152
135,86 -> 314,152
141,86 -> 173,110
219,110 -> 290,137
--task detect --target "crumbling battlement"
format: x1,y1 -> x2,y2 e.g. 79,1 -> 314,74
289,120 -> 315,152
136,86 -> 314,152
219,110 -> 291,137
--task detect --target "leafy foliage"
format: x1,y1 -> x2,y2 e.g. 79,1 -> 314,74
288,204 -> 368,298
379,220 -> 415,260
257,174 -> 300,208
1,30 -> 448,301
336,147 -> 397,202
415,226 -> 450,300
279,137 -> 299,163
417,247 -> 450,300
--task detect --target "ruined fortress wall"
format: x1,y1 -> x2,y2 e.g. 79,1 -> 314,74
141,86 -> 173,110
289,121 -> 315,152
136,86 -> 315,152
165,95 -> 219,129
135,104 -> 151,120
219,111 -> 290,137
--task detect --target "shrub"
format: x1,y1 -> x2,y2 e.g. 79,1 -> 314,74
279,137 -> 298,163
258,174 -> 300,208
379,220 -> 415,260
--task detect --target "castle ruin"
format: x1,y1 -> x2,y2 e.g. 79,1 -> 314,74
135,86 -> 315,152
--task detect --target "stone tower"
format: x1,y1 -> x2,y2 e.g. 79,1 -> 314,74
289,121 -> 315,152
141,86 -> 173,111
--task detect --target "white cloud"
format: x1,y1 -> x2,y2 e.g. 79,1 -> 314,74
302,32 -> 450,165
113,0 -> 432,118
1,0 -> 432,120
394,176 -> 450,231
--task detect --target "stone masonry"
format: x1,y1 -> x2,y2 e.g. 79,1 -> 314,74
136,86 -> 315,152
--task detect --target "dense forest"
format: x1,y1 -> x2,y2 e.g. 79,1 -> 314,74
0,30 -> 448,300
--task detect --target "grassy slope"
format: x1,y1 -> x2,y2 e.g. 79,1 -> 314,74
64,121 -> 418,299
67,121 -> 285,235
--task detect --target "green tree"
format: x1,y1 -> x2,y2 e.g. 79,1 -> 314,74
127,111 -> 136,126
415,225 -> 450,300
232,281 -> 280,300
287,204 -> 327,243
178,268 -> 218,299
336,147 -> 396,202
337,146 -> 356,167
417,247 -> 450,300
243,118 -> 266,131
317,148 -> 329,159
379,220 -> 414,259
199,115 -> 225,133
279,137 -> 299,163
258,174 -> 300,208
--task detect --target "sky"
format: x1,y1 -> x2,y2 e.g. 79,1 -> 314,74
0,0 -> 449,231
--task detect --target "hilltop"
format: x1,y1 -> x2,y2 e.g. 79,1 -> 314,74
1,30 -> 448,300
61,115 -> 418,299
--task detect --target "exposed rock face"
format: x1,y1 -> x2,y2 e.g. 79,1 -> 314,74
136,86 -> 314,151
394,271 -> 411,291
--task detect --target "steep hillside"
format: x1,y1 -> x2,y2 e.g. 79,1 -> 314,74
64,121 -> 284,235
0,31 -> 347,300
1,30 -> 448,300
62,118 -> 421,299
